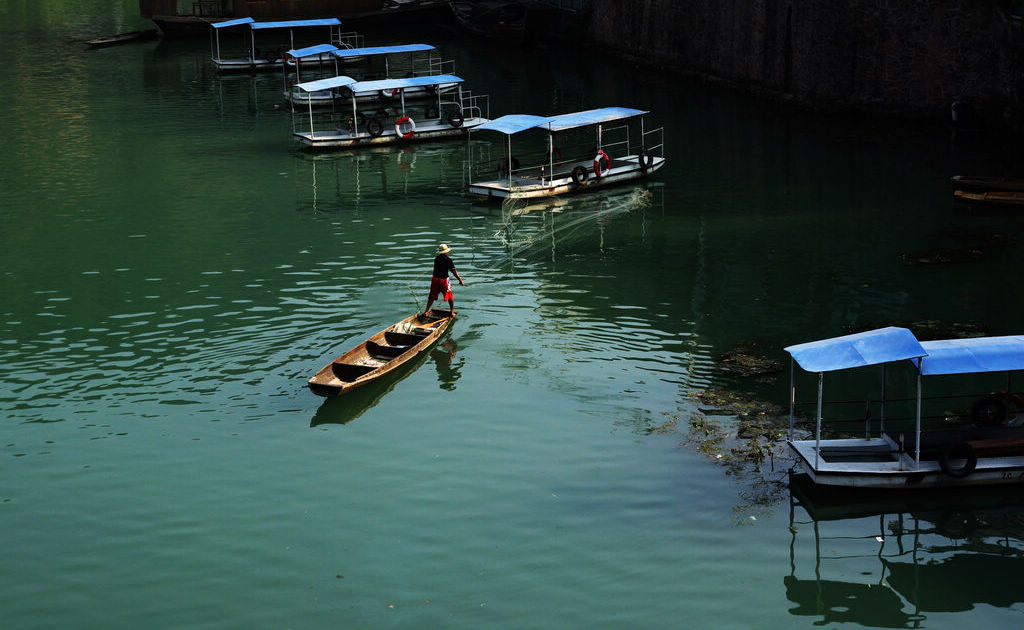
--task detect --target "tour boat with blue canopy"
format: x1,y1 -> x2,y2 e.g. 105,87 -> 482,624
291,74 -> 489,149
786,327 -> 1024,488
283,43 -> 457,107
210,18 -> 351,72
466,107 -> 665,199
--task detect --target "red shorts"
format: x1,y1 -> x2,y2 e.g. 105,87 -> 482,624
428,276 -> 452,302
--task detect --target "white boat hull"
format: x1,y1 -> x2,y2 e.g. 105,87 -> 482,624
468,156 -> 665,199
789,437 -> 1024,488
215,56 -> 331,72
294,116 -> 487,149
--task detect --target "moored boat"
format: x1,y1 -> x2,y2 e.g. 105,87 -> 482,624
786,327 -> 1024,489
953,189 -> 1024,207
466,107 -> 665,200
210,18 -> 349,72
950,175 -> 1024,192
291,74 -> 488,149
85,29 -> 159,47
283,43 -> 456,107
308,310 -> 454,397
449,1 -> 528,41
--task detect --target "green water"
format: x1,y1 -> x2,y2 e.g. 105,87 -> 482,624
4,2 -> 1024,628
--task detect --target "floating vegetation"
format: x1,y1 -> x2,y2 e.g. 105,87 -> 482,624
684,411 -> 786,471
909,319 -> 988,340
692,388 -> 783,419
898,225 -> 1015,266
898,247 -> 985,265
717,341 -> 785,377
852,319 -> 988,340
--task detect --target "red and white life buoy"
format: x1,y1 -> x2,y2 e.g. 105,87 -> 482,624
593,149 -> 611,178
395,115 -> 416,139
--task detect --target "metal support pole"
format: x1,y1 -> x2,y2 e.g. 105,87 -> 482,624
547,132 -> 553,185
880,364 -> 887,435
307,98 -> 314,140
814,372 -> 823,470
788,358 -> 795,440
915,359 -> 922,470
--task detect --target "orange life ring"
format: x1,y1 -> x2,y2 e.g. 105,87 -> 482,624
593,150 -> 611,178
395,115 -> 416,139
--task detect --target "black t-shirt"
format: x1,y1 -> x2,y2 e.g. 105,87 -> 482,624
432,253 -> 455,279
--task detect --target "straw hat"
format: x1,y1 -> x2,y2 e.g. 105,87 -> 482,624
437,243 -> 451,254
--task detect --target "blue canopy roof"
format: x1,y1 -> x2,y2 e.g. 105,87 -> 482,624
785,327 -> 927,373
286,44 -> 339,59
211,17 -> 255,29
471,107 -> 648,135
547,107 -> 648,132
473,115 -> 555,135
474,114 -> 555,135
345,74 -> 463,93
251,18 -> 341,30
918,336 -> 1024,375
332,44 -> 435,59
295,75 -> 356,93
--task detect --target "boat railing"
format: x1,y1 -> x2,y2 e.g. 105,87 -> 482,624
333,31 -> 365,50
535,0 -> 592,11
599,123 -> 631,158
416,57 -> 456,77
642,126 -> 665,157
789,389 -> 1021,440
459,92 -> 489,120
179,0 -> 227,17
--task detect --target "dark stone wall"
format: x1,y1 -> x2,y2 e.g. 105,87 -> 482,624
585,0 -> 1024,127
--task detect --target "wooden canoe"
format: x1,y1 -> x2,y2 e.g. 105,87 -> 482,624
953,189 -> 1024,207
307,309 -> 454,397
85,29 -> 159,48
950,175 -> 1024,192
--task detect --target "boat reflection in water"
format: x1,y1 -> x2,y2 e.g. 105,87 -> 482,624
786,473 -> 1024,626
310,335 -> 461,426
293,143 -> 467,212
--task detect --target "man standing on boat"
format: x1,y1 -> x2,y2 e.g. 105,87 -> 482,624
423,243 -> 464,318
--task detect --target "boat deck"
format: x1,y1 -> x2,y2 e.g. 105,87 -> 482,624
295,116 -> 485,148
789,435 -> 1024,487
469,155 -> 665,199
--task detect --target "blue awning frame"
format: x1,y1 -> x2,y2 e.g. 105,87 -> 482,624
919,336 -> 1024,375
332,43 -> 435,59
466,114 -> 553,135
295,75 -> 357,93
785,327 -> 927,373
211,18 -> 255,29
251,18 -> 342,30
286,44 -> 340,59
344,74 -> 463,94
471,107 -> 648,136
294,74 -> 462,94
